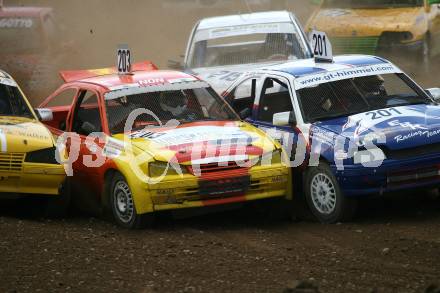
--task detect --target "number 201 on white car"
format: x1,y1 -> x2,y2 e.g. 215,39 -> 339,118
309,30 -> 333,62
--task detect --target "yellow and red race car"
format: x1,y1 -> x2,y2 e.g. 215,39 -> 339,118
306,0 -> 440,62
0,69 -> 67,214
37,62 -> 291,229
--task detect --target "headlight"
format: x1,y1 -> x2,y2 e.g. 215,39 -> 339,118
148,161 -> 188,177
353,148 -> 386,165
253,149 -> 282,167
25,147 -> 59,164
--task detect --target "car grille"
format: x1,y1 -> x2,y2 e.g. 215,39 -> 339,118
0,153 -> 25,173
151,175 -> 287,205
187,162 -> 243,175
198,175 -> 250,197
382,143 -> 440,160
331,36 -> 379,55
173,178 -> 275,202
387,167 -> 440,187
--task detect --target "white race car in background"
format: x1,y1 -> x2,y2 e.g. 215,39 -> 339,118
177,11 -> 313,95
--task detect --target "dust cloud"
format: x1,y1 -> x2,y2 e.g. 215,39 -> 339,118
3,0 -> 439,104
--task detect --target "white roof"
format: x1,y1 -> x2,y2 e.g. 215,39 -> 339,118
197,11 -> 294,30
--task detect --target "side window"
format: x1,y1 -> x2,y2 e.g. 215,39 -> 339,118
72,90 -> 102,135
225,78 -> 256,116
45,88 -> 77,107
257,78 -> 293,123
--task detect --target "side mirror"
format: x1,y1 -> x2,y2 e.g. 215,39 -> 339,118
168,59 -> 183,70
35,108 -> 53,122
239,108 -> 251,119
426,88 -> 440,101
273,111 -> 297,127
80,121 -> 96,135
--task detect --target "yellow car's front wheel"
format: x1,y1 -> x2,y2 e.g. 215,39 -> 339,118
109,172 -> 154,229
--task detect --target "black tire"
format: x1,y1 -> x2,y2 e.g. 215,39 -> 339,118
304,162 -> 357,223
109,172 -> 154,229
44,178 -> 72,218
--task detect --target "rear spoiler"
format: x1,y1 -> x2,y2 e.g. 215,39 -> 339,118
59,61 -> 158,83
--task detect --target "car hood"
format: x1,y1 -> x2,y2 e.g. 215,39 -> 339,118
0,116 -> 54,153
308,7 -> 424,37
313,104 -> 440,151
113,121 -> 278,164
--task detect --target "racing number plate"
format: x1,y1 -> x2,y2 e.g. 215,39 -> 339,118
117,44 -> 131,74
199,176 -> 250,197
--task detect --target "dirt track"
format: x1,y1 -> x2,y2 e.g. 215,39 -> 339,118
1,194 -> 440,293
2,1 -> 440,292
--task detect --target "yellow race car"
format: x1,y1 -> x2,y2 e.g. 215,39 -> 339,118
0,70 -> 68,214
307,0 -> 440,62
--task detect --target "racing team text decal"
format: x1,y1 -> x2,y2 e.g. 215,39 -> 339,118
0,18 -> 34,28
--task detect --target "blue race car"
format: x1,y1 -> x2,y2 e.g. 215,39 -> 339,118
223,54 -> 440,223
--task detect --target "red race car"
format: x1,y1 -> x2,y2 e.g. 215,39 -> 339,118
36,61 -> 290,228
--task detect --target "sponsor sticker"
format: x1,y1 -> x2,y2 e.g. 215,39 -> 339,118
131,126 -> 258,146
138,78 -> 166,87
209,23 -> 280,39
295,64 -> 401,89
0,18 -> 33,29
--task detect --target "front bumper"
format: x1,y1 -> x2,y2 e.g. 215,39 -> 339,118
333,154 -> 440,196
331,36 -> 423,56
377,39 -> 424,55
148,165 -> 289,211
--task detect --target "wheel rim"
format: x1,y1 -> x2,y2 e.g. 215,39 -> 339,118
310,173 -> 337,215
113,180 -> 135,224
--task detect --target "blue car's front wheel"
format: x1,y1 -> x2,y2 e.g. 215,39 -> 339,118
304,162 -> 357,223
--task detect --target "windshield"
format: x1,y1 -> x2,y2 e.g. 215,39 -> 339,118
105,87 -> 238,134
323,0 -> 424,9
0,84 -> 34,118
297,73 -> 430,123
0,17 -> 46,54
188,27 -> 308,68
